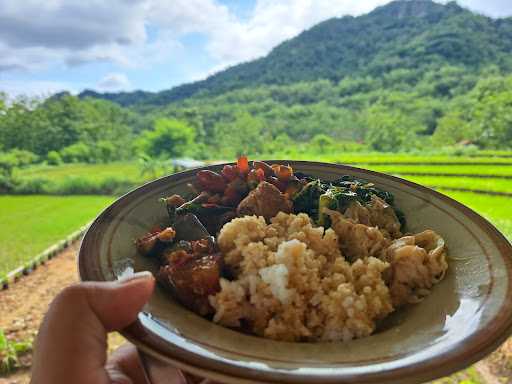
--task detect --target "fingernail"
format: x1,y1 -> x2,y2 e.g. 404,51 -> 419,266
117,271 -> 154,284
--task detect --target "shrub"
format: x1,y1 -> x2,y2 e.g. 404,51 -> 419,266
311,134 -> 334,151
7,149 -> 39,166
0,175 -> 14,193
138,118 -> 196,159
47,176 -> 136,195
12,177 -> 51,194
92,141 -> 117,163
47,150 -> 62,165
53,176 -> 98,194
99,178 -> 135,195
0,153 -> 19,177
59,143 -> 92,163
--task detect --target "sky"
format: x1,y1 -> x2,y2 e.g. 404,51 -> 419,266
1,0 -> 512,97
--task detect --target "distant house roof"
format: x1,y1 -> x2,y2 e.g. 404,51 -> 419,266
169,158 -> 205,169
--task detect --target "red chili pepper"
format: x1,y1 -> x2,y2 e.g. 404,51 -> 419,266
237,156 -> 249,175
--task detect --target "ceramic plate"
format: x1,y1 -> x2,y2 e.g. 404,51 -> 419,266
79,161 -> 512,384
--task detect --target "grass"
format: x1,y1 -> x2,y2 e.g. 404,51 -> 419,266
363,164 -> 512,177
332,154 -> 512,164
14,162 -> 145,183
278,152 -> 512,164
0,195 -> 114,276
397,175 -> 512,194
438,190 -> 512,240
0,329 -> 32,374
430,365 -> 484,384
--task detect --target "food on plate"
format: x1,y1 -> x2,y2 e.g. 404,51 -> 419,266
135,157 -> 448,342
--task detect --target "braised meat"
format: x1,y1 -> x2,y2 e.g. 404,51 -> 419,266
236,181 -> 292,220
158,254 -> 222,316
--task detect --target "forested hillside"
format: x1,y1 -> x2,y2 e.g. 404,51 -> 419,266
80,0 -> 512,107
1,0 -> 512,172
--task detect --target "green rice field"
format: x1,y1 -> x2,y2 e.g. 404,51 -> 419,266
15,162 -> 144,183
0,195 -> 114,277
438,190 -> 512,239
397,175 -> 512,195
364,164 -> 512,177
311,153 -> 512,164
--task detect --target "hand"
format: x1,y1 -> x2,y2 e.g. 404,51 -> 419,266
30,272 -> 201,384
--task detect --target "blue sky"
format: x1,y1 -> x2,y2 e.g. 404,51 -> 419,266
1,0 -> 511,97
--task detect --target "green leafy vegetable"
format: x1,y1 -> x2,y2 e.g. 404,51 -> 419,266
293,175 -> 404,229
292,179 -> 327,220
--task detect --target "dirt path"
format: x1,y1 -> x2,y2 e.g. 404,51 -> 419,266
0,242 -> 511,384
0,242 -> 80,384
0,242 -> 123,384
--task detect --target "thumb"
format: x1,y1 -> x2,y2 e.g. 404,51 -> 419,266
31,272 -> 155,384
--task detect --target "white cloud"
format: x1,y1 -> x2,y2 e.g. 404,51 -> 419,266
0,79 -> 81,98
0,0 -> 392,75
204,0 -> 390,67
454,0 -> 512,18
1,0 -> 511,93
97,73 -> 131,91
0,0 -> 148,72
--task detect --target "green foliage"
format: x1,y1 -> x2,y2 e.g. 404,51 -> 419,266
0,329 -> 32,374
4,162 -> 150,195
12,177 -> 52,194
47,150 -> 63,165
365,106 -> 423,151
138,118 -> 196,158
0,149 -> 38,177
138,155 -> 170,180
77,1 -> 512,106
92,141 -> 117,163
0,95 -> 139,160
5,176 -> 137,196
0,154 -> 18,177
0,175 -> 14,193
60,142 -> 92,163
311,134 -> 335,151
2,1 -> 512,162
214,111 -> 267,157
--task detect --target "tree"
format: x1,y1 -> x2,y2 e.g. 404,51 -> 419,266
364,106 -> 422,152
138,118 -> 196,158
432,112 -> 472,146
213,111 -> 267,157
311,134 -> 334,151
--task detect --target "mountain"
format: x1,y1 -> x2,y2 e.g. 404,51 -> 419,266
79,0 -> 512,107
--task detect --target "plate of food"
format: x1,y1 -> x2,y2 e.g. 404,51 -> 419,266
79,158 -> 512,384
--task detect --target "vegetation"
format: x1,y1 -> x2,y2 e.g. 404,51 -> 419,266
2,2 -> 512,168
365,164 -> 512,176
440,190 -> 512,239
399,175 -> 512,194
0,329 -> 31,374
0,195 -> 114,276
78,1 -> 512,106
14,162 -> 143,183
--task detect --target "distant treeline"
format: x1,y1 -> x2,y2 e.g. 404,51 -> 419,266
1,64 -> 511,173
